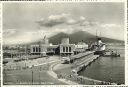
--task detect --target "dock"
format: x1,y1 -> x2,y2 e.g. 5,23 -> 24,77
70,51 -> 95,62
69,51 -> 100,72
68,51 -> 117,85
72,54 -> 99,73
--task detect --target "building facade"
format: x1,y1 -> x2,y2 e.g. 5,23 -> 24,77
59,38 -> 75,56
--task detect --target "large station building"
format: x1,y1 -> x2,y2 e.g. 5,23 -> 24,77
3,36 -> 89,59
59,38 -> 75,56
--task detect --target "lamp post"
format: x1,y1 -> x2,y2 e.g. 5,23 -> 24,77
39,67 -> 41,84
31,68 -> 34,85
3,70 -> 6,84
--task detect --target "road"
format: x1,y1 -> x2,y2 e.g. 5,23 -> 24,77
3,56 -> 66,85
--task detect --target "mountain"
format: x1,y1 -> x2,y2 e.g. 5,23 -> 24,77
4,31 -> 124,46
49,31 -> 124,45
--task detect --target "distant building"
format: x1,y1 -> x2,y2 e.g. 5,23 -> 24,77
47,45 -> 58,55
30,36 -> 49,56
4,36 -> 95,59
3,45 -> 29,59
59,38 -> 75,56
30,44 -> 41,55
30,36 -> 60,56
74,41 -> 88,54
75,41 -> 88,49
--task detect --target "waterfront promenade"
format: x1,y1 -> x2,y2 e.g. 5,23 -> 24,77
4,56 -> 59,70
3,51 -> 117,85
53,55 -> 103,85
3,56 -> 66,85
53,52 -> 116,85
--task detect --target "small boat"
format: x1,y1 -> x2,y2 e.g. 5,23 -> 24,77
103,51 -> 120,57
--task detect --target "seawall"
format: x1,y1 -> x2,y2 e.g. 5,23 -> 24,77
73,55 -> 99,73
70,52 -> 117,85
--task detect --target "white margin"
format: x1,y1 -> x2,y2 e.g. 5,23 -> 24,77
0,0 -> 127,87
125,0 -> 128,85
0,1 -> 3,87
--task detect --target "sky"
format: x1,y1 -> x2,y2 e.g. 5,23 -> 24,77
3,2 -> 125,45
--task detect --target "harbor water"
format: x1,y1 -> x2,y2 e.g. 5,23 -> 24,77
78,45 -> 125,84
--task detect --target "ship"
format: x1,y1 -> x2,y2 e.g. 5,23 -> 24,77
91,37 -> 106,56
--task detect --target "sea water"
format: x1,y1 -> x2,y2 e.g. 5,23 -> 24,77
78,45 -> 125,84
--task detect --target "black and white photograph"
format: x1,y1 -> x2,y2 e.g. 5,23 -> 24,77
2,1 -> 126,85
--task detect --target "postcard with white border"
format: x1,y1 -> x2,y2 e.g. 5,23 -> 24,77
1,0 -> 127,86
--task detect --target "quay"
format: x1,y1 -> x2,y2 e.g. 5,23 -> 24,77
69,51 -> 100,75
53,51 -> 117,85
72,55 -> 99,73
70,51 -> 95,62
3,37 -> 119,85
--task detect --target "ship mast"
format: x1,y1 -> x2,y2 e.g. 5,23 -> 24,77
96,29 -> 98,40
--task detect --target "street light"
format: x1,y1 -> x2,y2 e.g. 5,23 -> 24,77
31,68 -> 34,85
39,67 -> 41,84
3,70 -> 7,84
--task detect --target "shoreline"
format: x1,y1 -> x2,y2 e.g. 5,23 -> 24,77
4,53 -> 120,85
78,56 -> 124,85
48,62 -> 79,85
53,62 -> 105,85
53,55 -> 117,85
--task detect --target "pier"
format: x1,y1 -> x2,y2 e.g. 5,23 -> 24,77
54,52 -> 118,85
69,51 -> 95,63
67,51 -> 117,85
73,55 -> 99,73
69,51 -> 99,73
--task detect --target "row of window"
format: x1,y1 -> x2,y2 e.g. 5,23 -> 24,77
33,47 -> 41,52
32,46 -> 72,53
63,47 -> 71,52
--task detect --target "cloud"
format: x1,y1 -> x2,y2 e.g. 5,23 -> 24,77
3,14 -> 124,45
101,24 -> 119,28
3,29 -> 46,45
37,13 -> 87,27
66,19 -> 77,25
80,21 -> 99,27
37,13 -> 101,28
37,13 -> 71,27
80,16 -> 85,21
3,29 -> 17,37
36,14 -> 124,41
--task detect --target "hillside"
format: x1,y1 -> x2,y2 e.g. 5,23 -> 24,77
49,31 -> 124,45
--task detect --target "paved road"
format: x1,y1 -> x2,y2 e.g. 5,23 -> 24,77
3,56 -> 66,85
